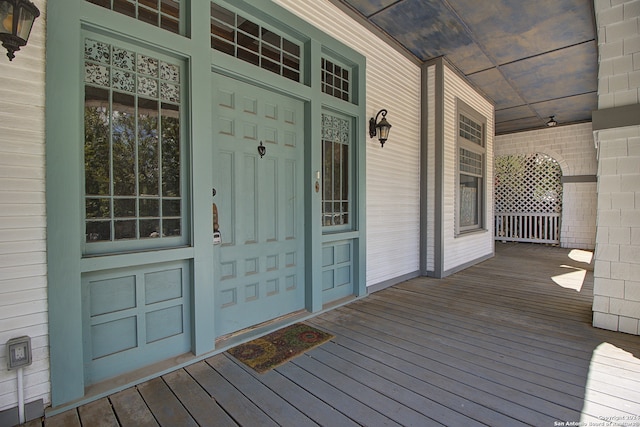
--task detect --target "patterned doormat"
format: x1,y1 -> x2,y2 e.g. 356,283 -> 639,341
227,323 -> 334,373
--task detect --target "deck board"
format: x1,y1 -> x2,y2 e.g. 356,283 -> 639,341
137,377 -> 198,427
307,316 -> 530,426
41,243 -> 640,426
308,342 -> 482,426
311,310 -> 562,426
292,349 -> 430,427
358,295 -> 594,371
277,358 -> 401,427
208,354 -> 317,427
162,368 -> 236,427
44,409 -> 81,427
76,398 -> 118,427
186,360 -> 277,427
224,353 -> 361,427
109,388 -> 159,427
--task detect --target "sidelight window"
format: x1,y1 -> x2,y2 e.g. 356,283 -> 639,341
83,37 -> 185,251
321,112 -> 351,229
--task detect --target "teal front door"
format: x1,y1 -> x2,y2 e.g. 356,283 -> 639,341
212,73 -> 306,337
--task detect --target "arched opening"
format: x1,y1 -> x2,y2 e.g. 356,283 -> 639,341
494,153 -> 563,244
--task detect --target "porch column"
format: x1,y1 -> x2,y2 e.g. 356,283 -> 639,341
591,0 -> 640,334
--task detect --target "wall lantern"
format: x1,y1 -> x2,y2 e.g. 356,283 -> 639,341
0,0 -> 40,61
369,109 -> 392,147
546,115 -> 557,127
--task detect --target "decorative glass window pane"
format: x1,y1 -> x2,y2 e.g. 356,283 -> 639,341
137,54 -> 159,76
84,37 -> 183,246
210,2 -> 301,83
86,0 -> 182,35
160,61 -> 179,83
85,39 -> 110,63
112,69 -> 135,92
85,63 -> 110,87
459,113 -> 483,145
321,113 -> 350,227
321,57 -> 350,102
160,82 -> 180,103
112,47 -> 135,71
138,76 -> 158,97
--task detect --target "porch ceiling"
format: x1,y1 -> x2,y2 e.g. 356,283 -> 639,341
336,0 -> 598,135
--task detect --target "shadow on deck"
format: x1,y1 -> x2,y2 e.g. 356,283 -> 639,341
40,243 -> 640,426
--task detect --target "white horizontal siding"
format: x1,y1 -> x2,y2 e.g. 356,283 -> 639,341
442,65 -> 494,272
274,0 -> 423,286
0,0 -> 50,412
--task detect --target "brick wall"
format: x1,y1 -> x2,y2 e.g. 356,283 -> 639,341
596,0 -> 640,109
593,126 -> 640,334
592,0 -> 640,334
495,123 -> 598,249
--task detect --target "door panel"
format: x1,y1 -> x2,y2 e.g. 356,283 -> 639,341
212,74 -> 305,337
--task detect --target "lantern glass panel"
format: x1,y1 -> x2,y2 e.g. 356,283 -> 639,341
378,125 -> 389,141
17,7 -> 35,40
0,3 -> 14,34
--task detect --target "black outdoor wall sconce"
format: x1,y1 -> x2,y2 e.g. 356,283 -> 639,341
369,109 -> 392,147
0,0 -> 40,61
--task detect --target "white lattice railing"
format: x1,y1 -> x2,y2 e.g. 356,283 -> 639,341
495,213 -> 560,244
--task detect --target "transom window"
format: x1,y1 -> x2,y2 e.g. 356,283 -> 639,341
210,2 -> 301,82
457,103 -> 486,234
83,38 -> 184,249
85,0 -> 181,34
459,113 -> 483,145
321,57 -> 350,102
321,113 -> 351,228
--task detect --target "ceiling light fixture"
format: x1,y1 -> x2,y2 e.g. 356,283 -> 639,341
546,115 -> 557,127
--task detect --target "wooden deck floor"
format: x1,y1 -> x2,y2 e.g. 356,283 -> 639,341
40,243 -> 640,426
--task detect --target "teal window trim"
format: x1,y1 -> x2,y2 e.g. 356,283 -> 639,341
210,1 -> 308,86
85,0 -> 187,36
81,32 -> 191,256
210,1 -> 303,83
321,110 -> 354,233
321,46 -> 360,105
321,56 -> 351,102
